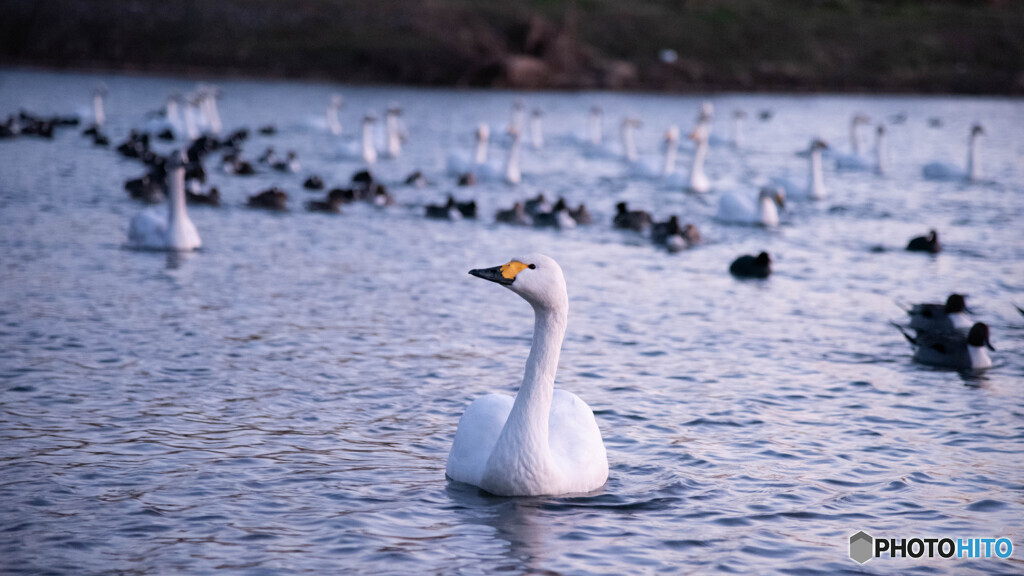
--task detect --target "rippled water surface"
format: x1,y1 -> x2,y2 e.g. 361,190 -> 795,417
1,69 -> 1023,574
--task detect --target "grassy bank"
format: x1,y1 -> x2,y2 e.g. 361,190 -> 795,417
1,0 -> 1022,94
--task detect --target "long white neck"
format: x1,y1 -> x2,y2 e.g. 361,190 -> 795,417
731,116 -> 743,148
205,97 -> 222,135
474,133 -> 489,165
622,124 -> 637,162
875,131 -> 887,174
165,167 -> 192,249
809,148 -> 826,199
505,133 -> 522,184
850,121 -> 861,156
589,113 -> 602,146
662,138 -> 678,176
362,122 -> 377,164
530,116 -> 543,149
758,192 -> 779,227
166,100 -> 181,132
93,94 -> 105,126
968,344 -> 991,369
511,108 -> 524,133
484,304 -> 566,493
387,114 -> 401,157
689,137 -> 708,187
327,105 -> 341,135
967,133 -> 981,182
183,106 -> 199,140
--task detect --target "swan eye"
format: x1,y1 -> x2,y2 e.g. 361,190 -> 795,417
528,264 -> 536,270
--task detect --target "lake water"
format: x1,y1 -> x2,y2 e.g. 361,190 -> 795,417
1,69 -> 1022,574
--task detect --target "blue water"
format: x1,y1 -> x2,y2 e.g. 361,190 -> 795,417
1,69 -> 1022,574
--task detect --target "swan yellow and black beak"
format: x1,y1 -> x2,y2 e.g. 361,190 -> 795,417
469,260 -> 530,286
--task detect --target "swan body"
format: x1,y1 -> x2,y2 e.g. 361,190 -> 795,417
772,139 -> 829,200
127,151 -> 201,251
447,254 -> 608,496
923,124 -> 985,182
716,186 -> 785,227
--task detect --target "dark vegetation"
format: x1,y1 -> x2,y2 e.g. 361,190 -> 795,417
1,0 -> 1022,94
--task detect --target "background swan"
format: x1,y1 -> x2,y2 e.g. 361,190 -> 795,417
686,125 -> 710,193
716,186 -> 785,227
127,151 -> 201,251
923,124 -> 984,182
446,124 -> 496,178
771,139 -> 829,200
830,113 -> 870,167
447,254 -> 608,497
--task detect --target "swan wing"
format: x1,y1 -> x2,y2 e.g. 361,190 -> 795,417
446,393 -> 514,486
922,162 -> 962,181
128,209 -> 168,249
548,389 -> 608,493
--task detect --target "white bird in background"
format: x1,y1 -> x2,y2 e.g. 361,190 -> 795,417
772,139 -> 829,200
92,85 -> 108,127
505,127 -> 522,185
620,117 -> 641,162
716,186 -> 786,227
447,254 -> 609,496
361,114 -> 378,165
385,105 -> 404,159
923,124 -> 985,182
530,109 -> 544,149
686,124 -> 711,193
327,95 -> 343,136
833,113 -> 872,169
127,150 -> 201,251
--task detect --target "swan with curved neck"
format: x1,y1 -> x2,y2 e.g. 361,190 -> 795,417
620,117 -> 641,162
874,125 -> 887,175
849,113 -> 870,157
588,105 -> 603,146
446,254 -> 608,496
923,124 -> 985,182
662,125 -> 680,177
505,128 -> 522,185
326,95 -> 343,136
716,186 -> 785,227
687,125 -> 710,193
530,109 -> 543,149
361,115 -> 378,164
128,151 -> 201,251
386,106 -> 403,158
474,123 -> 490,165
92,86 -> 107,127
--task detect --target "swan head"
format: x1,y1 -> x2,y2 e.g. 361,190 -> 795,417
664,125 -> 680,142
688,126 -> 709,142
852,113 -> 871,126
622,117 -> 642,129
810,139 -> 829,152
732,109 -> 747,119
967,323 -> 995,351
469,254 -> 567,311
759,186 -> 786,209
590,105 -> 603,117
532,108 -> 543,118
166,149 -> 188,170
363,114 -> 378,125
971,124 -> 985,137
876,125 -> 886,136
330,94 -> 344,109
387,105 -> 402,117
476,124 -> 491,141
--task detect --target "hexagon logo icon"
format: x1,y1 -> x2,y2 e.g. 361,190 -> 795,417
849,531 -> 874,564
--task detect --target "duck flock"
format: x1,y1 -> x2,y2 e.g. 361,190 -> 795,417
1,83 -> 1008,372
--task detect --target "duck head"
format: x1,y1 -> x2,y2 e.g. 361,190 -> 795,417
967,322 -> 995,351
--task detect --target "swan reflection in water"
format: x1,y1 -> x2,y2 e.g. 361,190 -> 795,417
446,483 -> 561,572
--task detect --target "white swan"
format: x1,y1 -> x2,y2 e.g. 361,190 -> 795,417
361,115 -> 377,164
529,109 -> 544,149
587,105 -> 603,146
385,106 -> 403,159
716,186 -> 786,227
686,125 -> 710,193
447,254 -> 609,496
771,139 -> 829,200
923,124 -> 984,182
873,125 -> 887,174
128,151 -> 201,251
620,117 -> 641,162
199,87 -> 222,135
446,124 -> 491,176
505,128 -> 522,185
327,95 -> 343,135
709,109 -> 745,149
92,86 -> 107,127
831,113 -> 871,167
